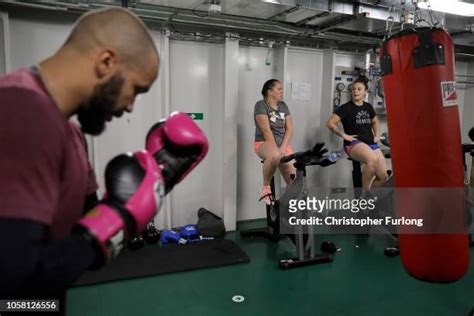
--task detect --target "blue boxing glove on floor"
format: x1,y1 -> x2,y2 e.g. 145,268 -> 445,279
160,230 -> 186,245
180,225 -> 201,243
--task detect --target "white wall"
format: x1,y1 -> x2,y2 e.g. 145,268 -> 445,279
286,48 -> 324,153
168,40 -> 224,226
9,15 -> 69,69
285,48 -> 326,191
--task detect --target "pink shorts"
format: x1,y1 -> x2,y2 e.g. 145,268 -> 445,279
253,141 -> 294,157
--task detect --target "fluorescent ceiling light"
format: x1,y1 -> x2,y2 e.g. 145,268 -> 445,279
262,0 -> 281,4
418,0 -> 474,17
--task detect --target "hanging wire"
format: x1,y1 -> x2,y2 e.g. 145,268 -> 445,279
425,0 -> 441,27
413,1 -> 427,26
412,0 -> 442,28
384,0 -> 396,39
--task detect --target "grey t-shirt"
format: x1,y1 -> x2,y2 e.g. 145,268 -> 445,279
254,100 -> 290,146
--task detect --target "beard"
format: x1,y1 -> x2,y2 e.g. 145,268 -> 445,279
77,73 -> 125,136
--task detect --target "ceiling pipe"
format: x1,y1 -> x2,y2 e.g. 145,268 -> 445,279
267,5 -> 301,20
295,11 -> 330,26
314,13 -> 366,33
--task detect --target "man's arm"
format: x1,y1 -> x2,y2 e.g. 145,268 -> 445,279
0,218 -> 96,298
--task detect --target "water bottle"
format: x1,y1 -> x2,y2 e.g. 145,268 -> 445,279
328,151 -> 342,163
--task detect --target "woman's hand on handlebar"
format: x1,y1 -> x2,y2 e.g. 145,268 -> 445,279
342,134 -> 358,142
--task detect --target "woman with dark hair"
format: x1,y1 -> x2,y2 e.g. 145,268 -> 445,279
327,76 -> 389,196
254,79 -> 295,204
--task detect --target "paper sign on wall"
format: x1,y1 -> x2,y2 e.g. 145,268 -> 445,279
291,81 -> 312,101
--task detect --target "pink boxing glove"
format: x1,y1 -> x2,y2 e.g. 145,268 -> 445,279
145,112 -> 209,193
76,150 -> 164,268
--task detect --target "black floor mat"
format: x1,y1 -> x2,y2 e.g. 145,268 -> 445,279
74,239 -> 250,286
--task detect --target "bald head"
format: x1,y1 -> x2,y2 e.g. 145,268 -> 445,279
64,7 -> 158,72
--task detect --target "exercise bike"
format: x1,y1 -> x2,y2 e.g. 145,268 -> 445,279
240,142 -> 339,269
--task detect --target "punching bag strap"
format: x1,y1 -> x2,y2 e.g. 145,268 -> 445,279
413,28 -> 445,68
380,41 -> 392,76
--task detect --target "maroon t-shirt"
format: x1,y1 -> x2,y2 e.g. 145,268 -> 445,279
0,68 -> 98,239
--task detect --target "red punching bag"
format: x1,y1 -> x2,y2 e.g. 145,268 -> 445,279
380,27 -> 469,282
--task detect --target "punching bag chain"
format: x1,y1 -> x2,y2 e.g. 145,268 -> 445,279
385,0 -> 396,39
400,0 -> 406,29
